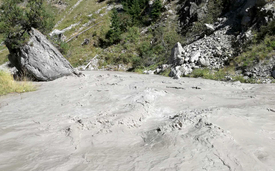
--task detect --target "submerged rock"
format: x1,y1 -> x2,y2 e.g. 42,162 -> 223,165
8,28 -> 79,81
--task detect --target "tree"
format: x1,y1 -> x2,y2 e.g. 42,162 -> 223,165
106,9 -> 122,44
122,0 -> 150,25
0,0 -> 54,50
151,0 -> 162,21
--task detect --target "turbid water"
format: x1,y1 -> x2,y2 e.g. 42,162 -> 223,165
0,71 -> 275,171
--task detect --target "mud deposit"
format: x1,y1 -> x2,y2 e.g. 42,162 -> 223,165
0,71 -> 275,171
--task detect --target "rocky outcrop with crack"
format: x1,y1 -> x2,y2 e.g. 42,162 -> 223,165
8,28 -> 79,81
170,0 -> 275,79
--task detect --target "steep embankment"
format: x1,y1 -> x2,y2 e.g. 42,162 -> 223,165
0,72 -> 275,170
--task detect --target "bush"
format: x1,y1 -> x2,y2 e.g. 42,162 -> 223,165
122,0 -> 150,25
0,0 -> 54,50
234,35 -> 275,68
151,0 -> 162,21
125,26 -> 140,43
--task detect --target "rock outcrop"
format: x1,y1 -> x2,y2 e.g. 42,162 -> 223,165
8,28 -> 79,81
169,27 -> 234,78
243,57 -> 275,78
169,0 -> 275,79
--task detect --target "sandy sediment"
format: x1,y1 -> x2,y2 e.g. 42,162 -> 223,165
0,71 -> 275,171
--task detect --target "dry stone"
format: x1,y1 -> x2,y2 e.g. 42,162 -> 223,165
8,28 -> 79,81
170,42 -> 185,65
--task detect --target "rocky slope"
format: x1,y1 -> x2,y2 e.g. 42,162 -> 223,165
0,71 -> 275,170
169,0 -> 275,80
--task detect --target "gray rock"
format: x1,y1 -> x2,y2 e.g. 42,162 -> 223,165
189,2 -> 198,16
198,57 -> 210,67
189,51 -> 200,63
170,42 -> 184,65
179,64 -> 193,76
0,62 -> 18,75
143,70 -> 155,75
8,28 -> 79,81
81,39 -> 90,46
244,57 -> 275,79
205,23 -> 215,31
169,67 -> 181,79
243,76 -> 249,80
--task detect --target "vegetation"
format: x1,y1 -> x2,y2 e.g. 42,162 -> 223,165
106,9 -> 123,44
189,68 -> 258,83
234,36 -> 275,68
0,0 -> 54,50
0,70 -> 36,96
151,0 -> 162,21
106,0 -> 163,45
178,0 -> 229,41
48,0 -> 173,69
122,0 -> 150,26
233,20 -> 275,69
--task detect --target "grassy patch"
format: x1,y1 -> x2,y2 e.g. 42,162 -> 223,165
234,35 -> 275,68
232,75 -> 257,84
0,34 -> 9,65
159,68 -> 171,77
0,48 -> 9,65
189,68 -> 224,80
189,68 -> 258,83
0,70 -> 36,96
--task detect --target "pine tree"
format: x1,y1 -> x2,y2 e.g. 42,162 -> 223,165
106,9 -> 122,44
0,0 -> 54,50
121,0 -> 150,25
130,0 -> 141,24
151,0 -> 162,21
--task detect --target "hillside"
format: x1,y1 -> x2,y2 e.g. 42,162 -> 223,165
0,0 -> 275,83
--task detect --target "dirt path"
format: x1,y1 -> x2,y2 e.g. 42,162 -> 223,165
0,71 -> 275,171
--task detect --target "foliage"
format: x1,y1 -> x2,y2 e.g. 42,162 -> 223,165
49,36 -> 70,55
0,70 -> 36,96
190,68 -> 227,80
106,0 -> 163,46
0,0 -> 54,50
124,26 -> 140,43
256,20 -> 275,41
151,0 -> 162,21
189,68 -> 259,83
234,35 -> 275,68
106,9 -> 123,44
0,48 -> 9,65
122,0 -> 150,25
178,0 -> 226,39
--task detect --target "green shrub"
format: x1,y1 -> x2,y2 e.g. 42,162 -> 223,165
122,0 -> 150,25
0,0 -> 54,50
151,0 -> 162,21
234,35 -> 275,68
125,26 -> 140,43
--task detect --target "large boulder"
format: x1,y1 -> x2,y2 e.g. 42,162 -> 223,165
8,28 -> 79,81
170,42 -> 184,65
